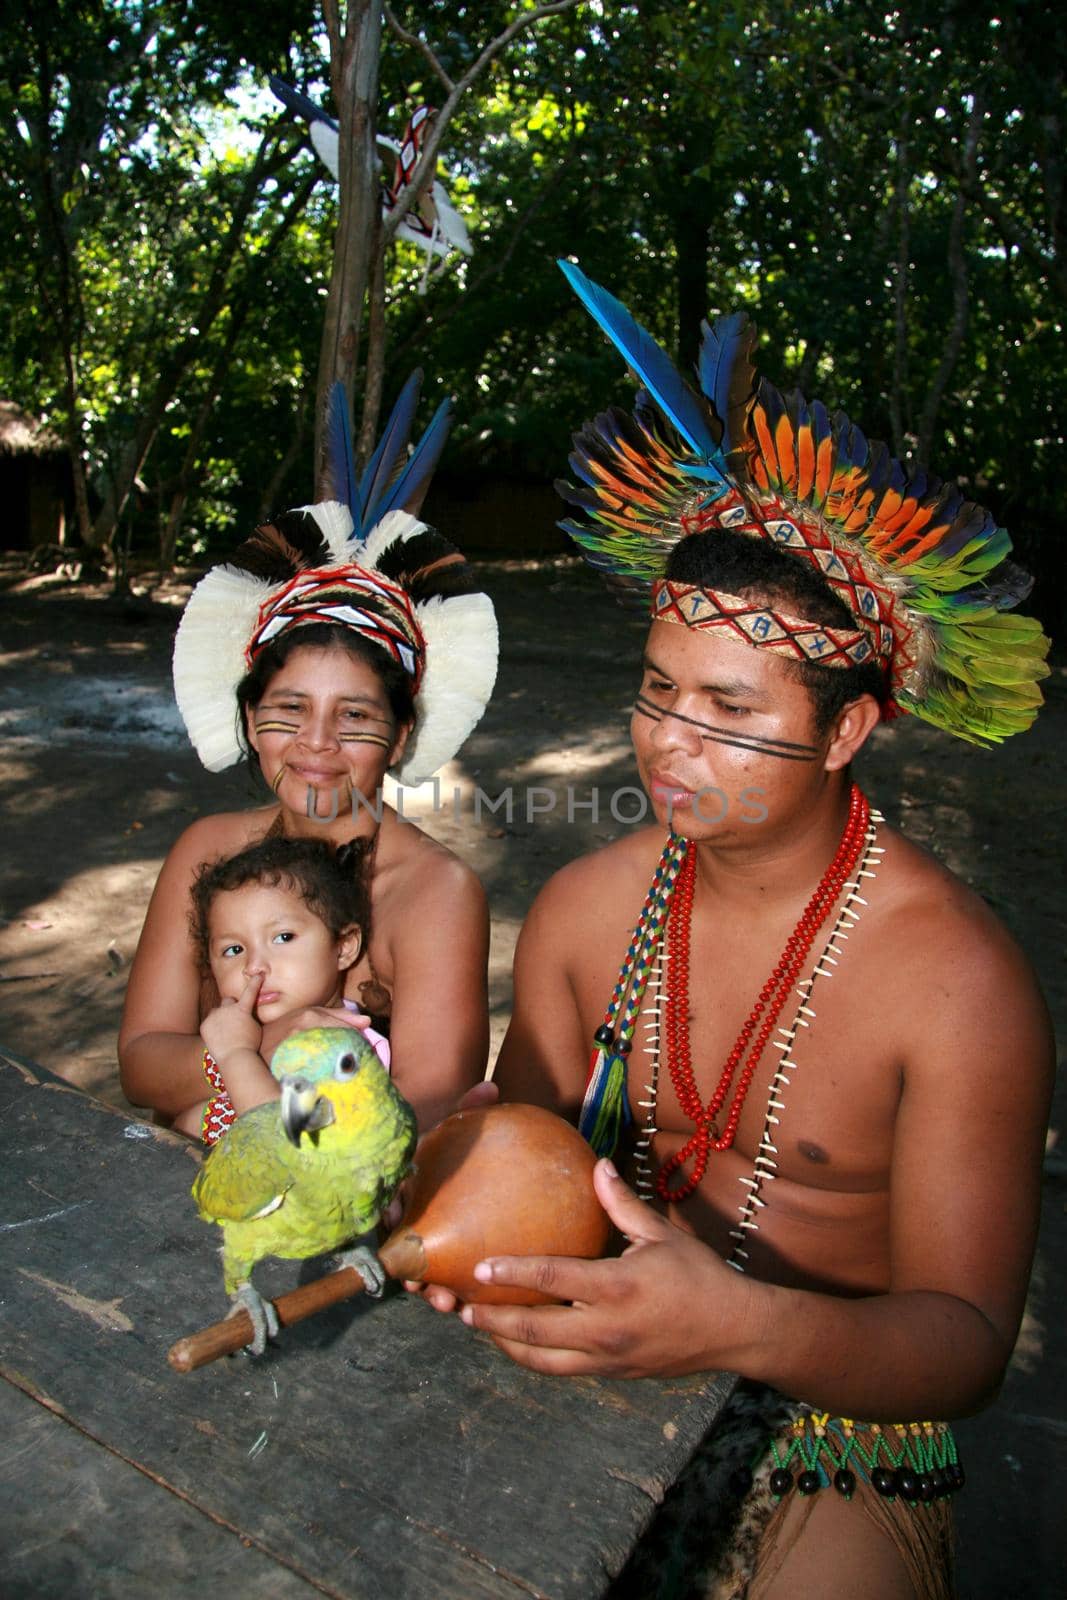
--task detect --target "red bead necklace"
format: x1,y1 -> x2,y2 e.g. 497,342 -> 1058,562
655,783 -> 871,1203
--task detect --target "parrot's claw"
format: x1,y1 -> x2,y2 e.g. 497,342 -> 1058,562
229,1283 -> 279,1356
338,1243 -> 387,1299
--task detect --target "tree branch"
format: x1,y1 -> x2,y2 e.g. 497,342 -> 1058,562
91,127 -> 293,545
383,1 -> 455,94
379,0 -> 580,248
387,146 -> 581,365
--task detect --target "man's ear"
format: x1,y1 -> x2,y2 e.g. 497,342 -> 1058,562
824,694 -> 881,772
336,925 -> 363,973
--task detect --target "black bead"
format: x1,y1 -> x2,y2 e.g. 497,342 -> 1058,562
931,1468 -> 949,1497
769,1468 -> 794,1498
618,1037 -> 633,1056
897,1470 -> 920,1502
728,1466 -> 754,1498
871,1467 -> 897,1498
594,1024 -> 614,1047
797,1470 -> 821,1496
833,1468 -> 856,1499
918,1473 -> 937,1502
947,1461 -> 966,1492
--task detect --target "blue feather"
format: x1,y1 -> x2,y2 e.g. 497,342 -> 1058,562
323,382 -> 360,525
269,75 -> 337,132
381,396 -> 454,520
697,312 -> 756,458
558,260 -> 724,469
359,370 -> 424,529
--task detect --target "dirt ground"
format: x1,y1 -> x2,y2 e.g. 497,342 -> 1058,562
1,557 -> 1065,1594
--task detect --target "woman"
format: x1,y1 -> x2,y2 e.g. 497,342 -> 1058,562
119,384 -> 498,1138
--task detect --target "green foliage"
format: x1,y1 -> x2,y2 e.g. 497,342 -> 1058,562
1,0 -> 1062,629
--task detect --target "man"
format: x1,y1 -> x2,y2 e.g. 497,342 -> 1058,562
458,268 -> 1054,1596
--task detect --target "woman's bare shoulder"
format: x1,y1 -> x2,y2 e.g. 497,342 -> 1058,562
164,807 -> 279,870
377,812 -> 487,911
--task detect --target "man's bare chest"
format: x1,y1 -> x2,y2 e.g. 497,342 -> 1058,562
576,897 -> 904,1194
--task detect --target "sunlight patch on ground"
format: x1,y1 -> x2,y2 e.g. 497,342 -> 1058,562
0,674 -> 186,750
510,739 -> 632,782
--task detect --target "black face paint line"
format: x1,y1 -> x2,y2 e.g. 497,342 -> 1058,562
254,719 -> 300,736
632,694 -> 820,762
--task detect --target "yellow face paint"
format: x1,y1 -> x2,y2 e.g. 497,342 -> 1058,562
338,731 -> 393,749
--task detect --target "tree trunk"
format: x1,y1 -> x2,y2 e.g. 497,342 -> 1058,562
315,0 -> 383,493
356,215 -> 388,471
673,190 -> 711,375
889,131 -> 911,460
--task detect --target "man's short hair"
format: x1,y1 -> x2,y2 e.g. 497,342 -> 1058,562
664,530 -> 890,732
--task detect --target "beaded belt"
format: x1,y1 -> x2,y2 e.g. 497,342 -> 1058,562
732,1411 -> 964,1505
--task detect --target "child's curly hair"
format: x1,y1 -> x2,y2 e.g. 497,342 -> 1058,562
190,836 -> 371,969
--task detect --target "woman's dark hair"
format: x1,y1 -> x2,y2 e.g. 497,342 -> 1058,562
664,529 -> 889,733
190,835 -> 371,966
235,623 -> 415,773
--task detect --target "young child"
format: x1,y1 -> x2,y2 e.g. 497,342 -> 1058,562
184,836 -> 389,1144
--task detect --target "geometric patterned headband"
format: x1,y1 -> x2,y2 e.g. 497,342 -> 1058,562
651,579 -> 885,668
246,562 -> 427,689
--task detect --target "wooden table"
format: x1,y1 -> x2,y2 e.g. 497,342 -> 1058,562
0,1049 -> 733,1598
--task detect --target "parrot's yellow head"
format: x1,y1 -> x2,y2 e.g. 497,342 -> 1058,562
275,1028 -> 411,1149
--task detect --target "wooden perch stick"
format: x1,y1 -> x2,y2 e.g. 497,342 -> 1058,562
169,1103 -> 609,1376
168,1265 -> 366,1373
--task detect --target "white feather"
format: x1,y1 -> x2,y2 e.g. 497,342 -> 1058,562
361,510 -> 426,569
301,500 -> 356,563
395,591 -> 499,785
172,564 -> 279,771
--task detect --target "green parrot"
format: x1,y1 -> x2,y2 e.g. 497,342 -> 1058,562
192,1027 -> 417,1355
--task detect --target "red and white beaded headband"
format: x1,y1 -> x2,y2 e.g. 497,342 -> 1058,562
651,579 -> 883,668
247,563 -> 426,689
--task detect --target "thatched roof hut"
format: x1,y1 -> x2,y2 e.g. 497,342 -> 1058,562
0,401 -> 74,549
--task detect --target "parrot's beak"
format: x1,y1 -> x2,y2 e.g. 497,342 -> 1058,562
280,1076 -> 336,1146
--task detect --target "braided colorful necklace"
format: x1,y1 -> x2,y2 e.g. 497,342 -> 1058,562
578,832 -> 690,1158
656,783 -> 872,1202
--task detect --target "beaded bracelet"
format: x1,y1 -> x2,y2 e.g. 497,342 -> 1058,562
200,1049 -> 236,1145
202,1048 -> 224,1093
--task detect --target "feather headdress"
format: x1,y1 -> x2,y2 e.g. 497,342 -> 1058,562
173,375 -> 497,784
556,261 -> 1049,745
